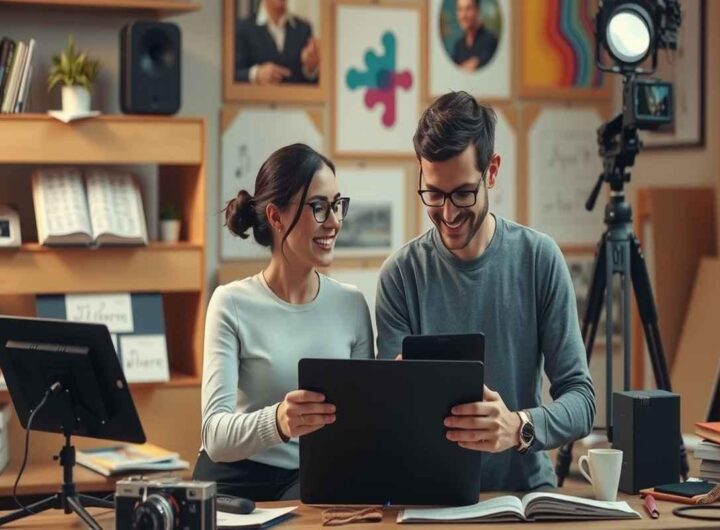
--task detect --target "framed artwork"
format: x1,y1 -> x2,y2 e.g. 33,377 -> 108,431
223,0 -> 329,103
334,165 -> 408,257
429,0 -> 511,100
332,1 -> 426,158
220,105 -> 324,261
525,105 -> 610,246
643,0 -> 705,149
419,105 -> 518,233
518,0 -> 611,100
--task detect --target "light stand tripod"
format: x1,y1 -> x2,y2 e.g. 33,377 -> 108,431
554,75 -> 689,486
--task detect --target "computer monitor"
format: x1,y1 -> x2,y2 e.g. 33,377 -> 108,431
0,316 -> 145,443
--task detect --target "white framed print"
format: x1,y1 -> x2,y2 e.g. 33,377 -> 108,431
332,1 -> 424,158
429,0 -> 511,100
335,166 -> 407,257
220,105 -> 324,261
527,106 -> 606,246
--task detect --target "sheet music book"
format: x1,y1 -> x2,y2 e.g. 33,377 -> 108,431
397,492 -> 641,524
32,167 -> 148,246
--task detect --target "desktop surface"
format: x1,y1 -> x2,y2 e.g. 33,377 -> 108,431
1,478 -> 717,529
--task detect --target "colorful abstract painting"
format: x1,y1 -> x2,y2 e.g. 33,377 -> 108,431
520,0 -> 610,99
334,2 -> 421,157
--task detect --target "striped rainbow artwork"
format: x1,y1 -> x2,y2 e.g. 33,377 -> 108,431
522,0 -> 604,91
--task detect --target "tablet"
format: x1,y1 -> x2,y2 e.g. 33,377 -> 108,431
298,358 -> 484,506
402,333 -> 485,362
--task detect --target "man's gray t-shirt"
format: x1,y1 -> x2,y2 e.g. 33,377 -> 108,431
376,216 -> 596,491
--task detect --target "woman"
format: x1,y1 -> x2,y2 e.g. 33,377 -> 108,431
192,144 -> 374,501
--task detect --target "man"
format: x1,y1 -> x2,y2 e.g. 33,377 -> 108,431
376,91 -> 596,491
453,0 -> 498,70
235,0 -> 320,85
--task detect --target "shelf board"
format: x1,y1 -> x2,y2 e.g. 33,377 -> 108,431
0,0 -> 200,16
0,114 -> 204,164
0,242 -> 203,294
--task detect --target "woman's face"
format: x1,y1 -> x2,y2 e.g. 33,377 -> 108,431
276,164 -> 343,270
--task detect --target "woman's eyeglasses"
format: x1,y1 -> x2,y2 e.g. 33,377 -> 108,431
305,197 -> 351,223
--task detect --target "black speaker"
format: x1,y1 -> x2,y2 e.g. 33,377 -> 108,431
120,21 -> 181,115
612,390 -> 680,494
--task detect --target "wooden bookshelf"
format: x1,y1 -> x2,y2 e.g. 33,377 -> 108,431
0,0 -> 200,17
0,114 -> 207,477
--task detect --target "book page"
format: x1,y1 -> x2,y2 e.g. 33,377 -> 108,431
522,492 -> 639,518
33,168 -> 92,239
398,496 -> 524,523
85,169 -> 147,243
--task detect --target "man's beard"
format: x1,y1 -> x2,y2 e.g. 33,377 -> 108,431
434,181 -> 489,251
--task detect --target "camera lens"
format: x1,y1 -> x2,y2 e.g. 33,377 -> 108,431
133,493 -> 175,530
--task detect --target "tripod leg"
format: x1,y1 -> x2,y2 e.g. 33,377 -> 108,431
79,493 -> 115,509
556,233 -> 609,486
629,236 -> 689,480
0,494 -> 60,526
66,496 -> 104,530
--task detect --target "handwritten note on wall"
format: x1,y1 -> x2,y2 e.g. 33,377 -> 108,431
65,294 -> 134,333
529,108 -> 604,245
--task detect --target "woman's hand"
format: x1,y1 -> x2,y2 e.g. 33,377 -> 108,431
276,390 -> 336,440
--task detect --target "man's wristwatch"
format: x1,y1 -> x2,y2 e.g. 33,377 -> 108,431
516,410 -> 535,454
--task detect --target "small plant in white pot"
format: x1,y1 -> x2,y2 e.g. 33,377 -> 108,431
160,204 -> 182,243
47,36 -> 100,114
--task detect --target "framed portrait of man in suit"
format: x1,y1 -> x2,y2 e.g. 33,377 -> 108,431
223,0 -> 329,103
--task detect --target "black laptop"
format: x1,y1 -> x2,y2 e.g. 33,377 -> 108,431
299,358 -> 484,506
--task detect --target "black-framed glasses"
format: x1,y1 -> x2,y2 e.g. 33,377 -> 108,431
305,197 -> 350,223
417,168 -> 486,208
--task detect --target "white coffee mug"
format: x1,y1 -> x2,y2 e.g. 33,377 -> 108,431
578,448 -> 623,501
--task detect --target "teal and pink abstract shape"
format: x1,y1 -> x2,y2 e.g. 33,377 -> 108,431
346,32 -> 413,128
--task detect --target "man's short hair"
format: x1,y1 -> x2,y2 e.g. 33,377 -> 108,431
413,91 -> 496,173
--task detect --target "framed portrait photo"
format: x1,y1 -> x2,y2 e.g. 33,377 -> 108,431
331,0 -> 426,158
223,0 -> 330,103
220,104 -> 325,261
429,0 -> 512,100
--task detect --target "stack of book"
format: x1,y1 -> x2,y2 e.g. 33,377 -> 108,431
0,37 -> 36,114
695,422 -> 720,484
76,442 -> 189,477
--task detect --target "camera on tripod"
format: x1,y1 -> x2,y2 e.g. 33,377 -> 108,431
116,476 -> 216,530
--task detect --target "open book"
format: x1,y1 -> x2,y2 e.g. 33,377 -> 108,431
33,167 -> 148,246
77,442 -> 189,477
397,492 -> 641,523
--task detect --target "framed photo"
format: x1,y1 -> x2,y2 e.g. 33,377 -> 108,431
220,104 -> 325,261
525,105 -> 611,246
429,0 -> 511,100
331,0 -> 426,158
334,165 -> 409,257
223,0 -> 329,103
643,0 -> 705,149
419,105 -> 518,233
518,0 -> 611,100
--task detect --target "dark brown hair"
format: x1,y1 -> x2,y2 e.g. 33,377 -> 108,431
224,143 -> 335,250
413,91 -> 496,173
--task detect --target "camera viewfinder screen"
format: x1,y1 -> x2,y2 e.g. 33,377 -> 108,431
636,83 -> 671,121
0,220 -> 9,238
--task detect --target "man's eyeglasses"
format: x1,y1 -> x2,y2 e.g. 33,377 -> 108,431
305,197 -> 351,223
417,168 -> 485,208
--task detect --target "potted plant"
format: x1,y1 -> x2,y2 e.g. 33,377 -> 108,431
160,204 -> 182,243
47,35 -> 101,114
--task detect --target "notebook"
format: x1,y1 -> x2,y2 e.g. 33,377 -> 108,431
695,422 -> 720,445
397,492 -> 641,523
217,506 -> 297,529
77,443 -> 188,477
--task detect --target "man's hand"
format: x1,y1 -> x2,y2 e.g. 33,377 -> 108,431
444,385 -> 522,452
300,37 -> 320,73
460,57 -> 480,71
256,62 -> 291,84
276,390 -> 335,440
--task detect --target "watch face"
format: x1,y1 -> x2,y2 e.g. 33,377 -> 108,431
0,220 -> 9,238
521,423 -> 534,442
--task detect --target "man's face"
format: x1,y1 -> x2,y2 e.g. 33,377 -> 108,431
420,144 -> 491,253
264,0 -> 287,16
456,0 -> 480,32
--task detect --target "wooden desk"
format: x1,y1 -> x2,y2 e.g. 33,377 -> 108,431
1,480 -> 718,529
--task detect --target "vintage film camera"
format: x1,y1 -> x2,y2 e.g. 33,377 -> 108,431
116,476 -> 216,530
